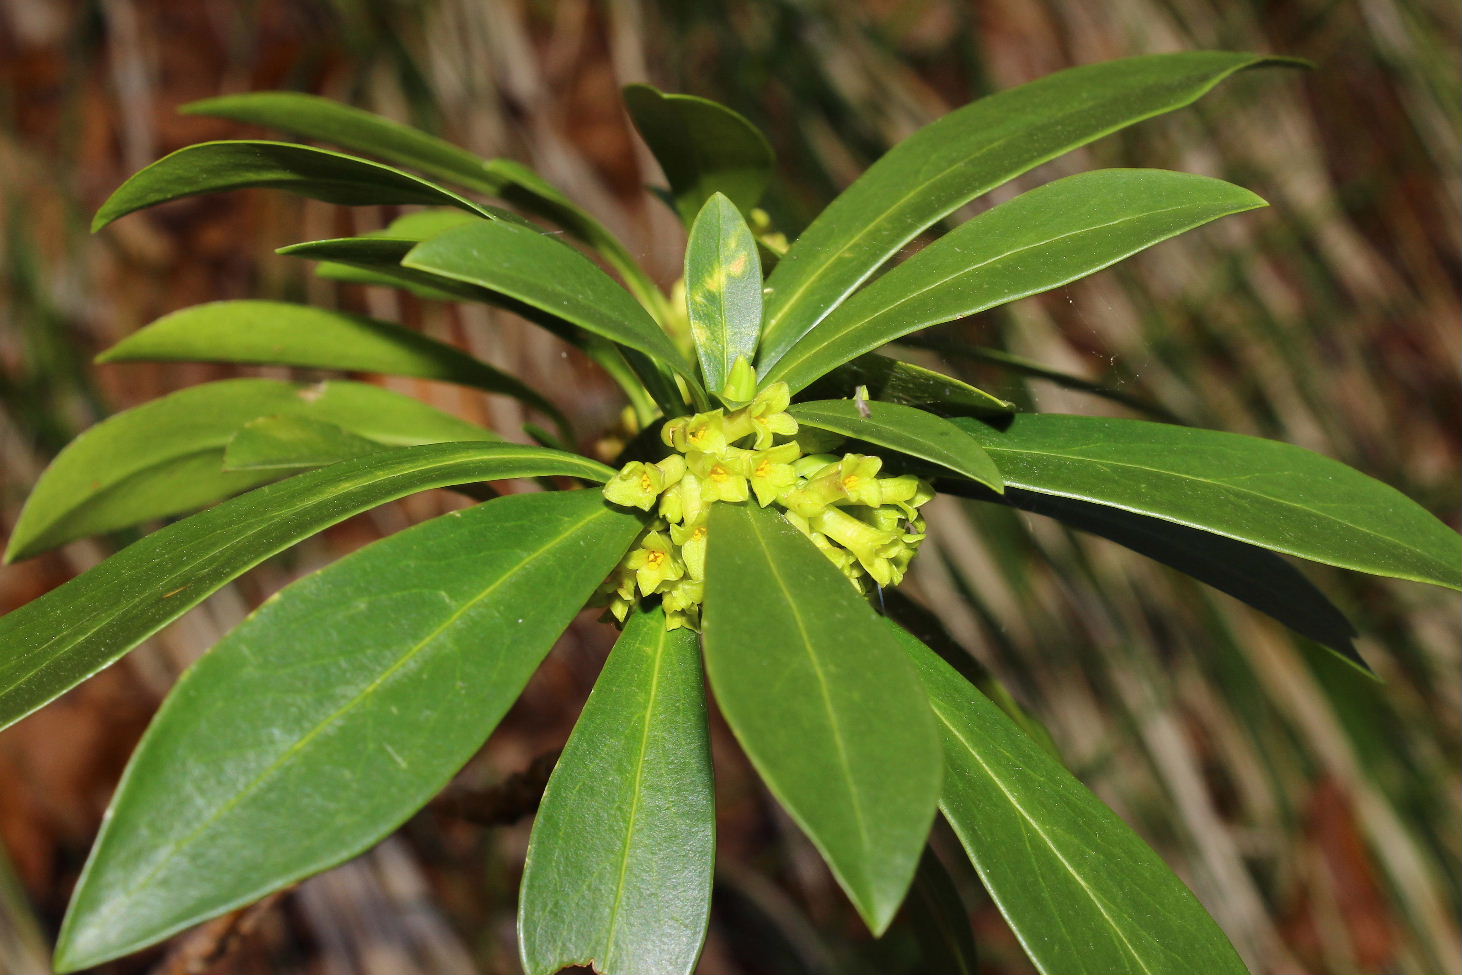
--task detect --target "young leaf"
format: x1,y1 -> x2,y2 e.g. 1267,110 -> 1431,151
788,400 -> 1004,494
98,300 -> 568,435
623,84 -> 775,224
702,502 -> 941,934
951,413 -> 1462,590
222,415 -> 386,470
809,353 -> 1014,418
54,490 -> 641,973
684,194 -> 763,396
4,379 -> 495,561
758,51 -> 1300,358
895,624 -> 1249,975
92,141 -> 505,231
519,605 -> 714,975
0,442 -> 616,733
183,94 -> 658,306
403,220 -> 701,393
761,169 -> 1265,391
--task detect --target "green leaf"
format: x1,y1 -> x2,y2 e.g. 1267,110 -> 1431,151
788,400 -> 1003,493
92,141 -> 502,232
906,851 -> 979,975
895,624 -> 1249,975
519,605 -> 714,975
222,415 -> 386,470
761,169 -> 1266,391
758,51 -> 1300,358
702,502 -> 941,933
4,379 -> 495,561
0,442 -> 616,733
403,220 -> 700,391
2,382 -> 497,564
808,352 -> 1013,418
951,413 -> 1462,590
896,338 -> 1178,421
183,94 -> 657,306
182,92 -> 507,193
279,236 -> 492,302
623,84 -> 775,224
684,194 -> 763,395
98,300 -> 568,434
54,489 -> 640,973
994,489 -> 1365,671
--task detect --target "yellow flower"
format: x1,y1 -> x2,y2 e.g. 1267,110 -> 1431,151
687,451 -> 749,504
670,519 -> 710,580
602,460 -> 666,511
749,443 -> 801,507
625,532 -> 684,596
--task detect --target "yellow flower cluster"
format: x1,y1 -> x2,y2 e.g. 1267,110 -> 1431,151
598,382 -> 933,630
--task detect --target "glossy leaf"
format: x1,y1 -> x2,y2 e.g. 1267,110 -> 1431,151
279,236 -> 491,302
762,169 -> 1266,391
98,300 -> 567,430
222,415 -> 386,470
702,502 -> 941,934
952,413 -> 1462,589
184,94 -> 655,303
92,141 -> 502,231
896,625 -> 1248,975
55,490 -> 641,973
183,92 -> 506,193
403,220 -> 700,390
809,353 -> 1013,418
996,488 -> 1365,670
758,51 -> 1299,359
684,194 -> 763,395
0,442 -> 616,733
788,400 -> 1003,493
519,606 -> 714,975
4,379 -> 494,562
623,84 -> 775,223
897,338 -> 1177,421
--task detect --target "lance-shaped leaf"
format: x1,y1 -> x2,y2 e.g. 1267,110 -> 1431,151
809,353 -> 1013,418
223,415 -> 387,471
519,606 -> 714,975
92,141 -> 507,231
758,51 -> 1300,359
991,488 -> 1364,670
897,337 -> 1176,421
0,442 -> 616,733
98,299 -> 568,434
54,490 -> 641,973
623,84 -> 775,224
762,170 -> 1265,391
685,194 -> 763,395
789,400 -> 1003,493
4,379 -> 495,562
951,413 -> 1462,590
280,236 -> 495,302
702,502 -> 941,934
403,220 -> 701,393
183,94 -> 656,305
895,625 -> 1248,975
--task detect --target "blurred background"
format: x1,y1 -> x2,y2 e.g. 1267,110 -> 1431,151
0,1 -> 1457,973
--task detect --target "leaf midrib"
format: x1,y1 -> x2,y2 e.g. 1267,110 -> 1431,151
984,442 -> 1449,577
743,510 -> 873,892
932,701 -> 1154,974
92,503 -> 609,930
600,623 -> 668,964
764,68 -> 1231,345
769,202 -> 1215,384
0,449 -> 606,706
